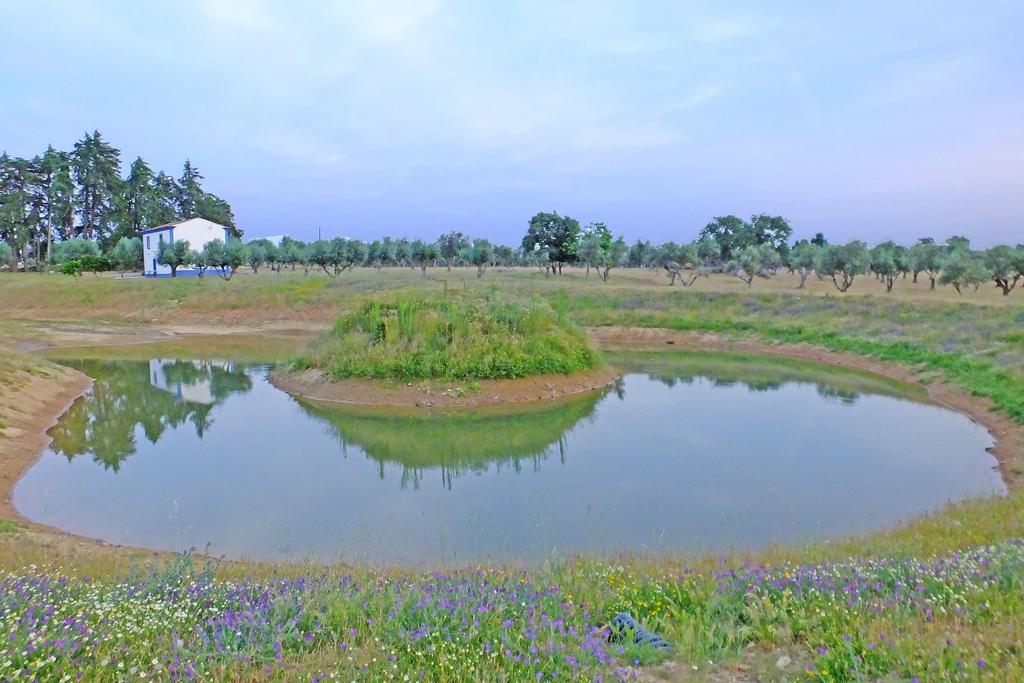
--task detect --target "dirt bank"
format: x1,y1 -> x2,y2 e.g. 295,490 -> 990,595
269,366 -> 621,408
0,358 -> 92,520
589,326 -> 1023,488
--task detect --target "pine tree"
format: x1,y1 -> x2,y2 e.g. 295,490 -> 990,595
0,153 -> 39,267
152,171 -> 181,225
38,146 -> 75,261
72,130 -> 122,241
177,159 -> 204,218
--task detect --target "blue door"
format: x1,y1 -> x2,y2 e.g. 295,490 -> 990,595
152,258 -> 156,274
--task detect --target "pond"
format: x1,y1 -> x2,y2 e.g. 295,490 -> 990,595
14,351 -> 1005,564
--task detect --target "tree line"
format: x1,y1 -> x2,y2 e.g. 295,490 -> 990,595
2,182 -> 1022,296
0,130 -> 237,267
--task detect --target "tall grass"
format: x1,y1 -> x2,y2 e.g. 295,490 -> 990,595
301,287 -> 601,380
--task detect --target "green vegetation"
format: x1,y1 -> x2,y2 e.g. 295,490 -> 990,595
301,287 -> 600,380
1,271 -> 1023,680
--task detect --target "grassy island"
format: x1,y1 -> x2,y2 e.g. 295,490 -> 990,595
298,287 -> 601,381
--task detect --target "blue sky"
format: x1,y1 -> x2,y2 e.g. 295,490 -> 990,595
2,1 -> 1021,245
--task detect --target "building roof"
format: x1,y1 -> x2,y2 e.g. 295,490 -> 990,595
141,217 -> 228,234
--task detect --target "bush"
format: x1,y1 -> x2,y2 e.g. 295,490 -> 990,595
302,287 -> 601,380
53,238 -> 100,263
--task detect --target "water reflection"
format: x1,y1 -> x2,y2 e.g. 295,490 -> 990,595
20,352 -> 1002,563
48,359 -> 253,471
297,392 -> 604,490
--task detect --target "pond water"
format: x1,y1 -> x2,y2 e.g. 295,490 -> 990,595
14,353 -> 1005,564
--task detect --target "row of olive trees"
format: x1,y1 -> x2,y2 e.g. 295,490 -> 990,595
652,236 -> 1023,295
11,222 -> 1023,295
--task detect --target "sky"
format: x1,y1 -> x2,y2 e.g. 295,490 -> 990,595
1,0 -> 1022,246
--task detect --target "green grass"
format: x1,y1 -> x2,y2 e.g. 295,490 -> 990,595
2,272 -> 1024,679
299,286 -> 600,380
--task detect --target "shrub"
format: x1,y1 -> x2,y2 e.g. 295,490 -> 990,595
302,287 -> 601,380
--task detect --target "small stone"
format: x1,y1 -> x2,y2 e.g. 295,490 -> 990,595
776,655 -> 791,669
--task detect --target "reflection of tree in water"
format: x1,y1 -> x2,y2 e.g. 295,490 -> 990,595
297,390 -> 604,490
611,355 -> 895,406
47,359 -> 253,471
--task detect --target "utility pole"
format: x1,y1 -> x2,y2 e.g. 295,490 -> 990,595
318,226 -> 322,241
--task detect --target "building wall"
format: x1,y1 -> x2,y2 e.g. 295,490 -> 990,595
142,218 -> 232,276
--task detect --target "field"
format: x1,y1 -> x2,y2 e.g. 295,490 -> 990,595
0,266 -> 1023,681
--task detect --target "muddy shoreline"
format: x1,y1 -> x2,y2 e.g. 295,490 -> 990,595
269,366 -> 621,408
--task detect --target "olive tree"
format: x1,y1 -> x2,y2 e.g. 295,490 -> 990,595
788,241 -> 819,288
940,249 -> 990,294
157,239 -> 191,277
436,231 -> 468,271
411,239 -> 439,275
984,245 -> 1024,295
664,243 -> 702,286
815,241 -> 868,292
596,236 -> 629,281
869,242 -> 900,293
727,243 -> 780,287
110,236 -> 143,276
468,238 -> 493,277
909,239 -> 945,289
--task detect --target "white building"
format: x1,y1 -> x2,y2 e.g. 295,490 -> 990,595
142,217 -> 232,277
149,358 -> 235,404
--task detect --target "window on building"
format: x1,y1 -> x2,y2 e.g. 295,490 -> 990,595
146,235 -> 150,249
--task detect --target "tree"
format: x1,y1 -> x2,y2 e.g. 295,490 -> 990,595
246,242 -> 267,273
0,153 -> 37,269
869,243 -> 900,293
191,246 -> 210,277
53,238 -> 100,263
788,241 -> 819,288
815,241 -> 868,292
157,238 -> 191,277
493,244 -> 515,269
521,212 -> 580,274
151,172 -> 180,225
201,239 -> 247,280
596,236 -> 628,281
307,239 -> 335,275
627,239 -> 655,267
71,130 -> 122,241
110,236 -> 143,276
984,245 -> 1024,296
695,237 -> 722,271
940,249 -> 989,294
748,214 -> 793,252
577,222 -> 612,277
0,241 -> 12,270
810,232 -> 828,247
468,238 -> 493,277
410,239 -> 439,275
219,240 -> 248,280
576,233 -> 603,277
177,160 -> 203,218
38,146 -> 74,263
909,239 -> 945,289
727,243 -> 780,287
436,231 -> 468,270
118,157 -> 157,240
698,215 -> 749,261
663,243 -> 702,286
